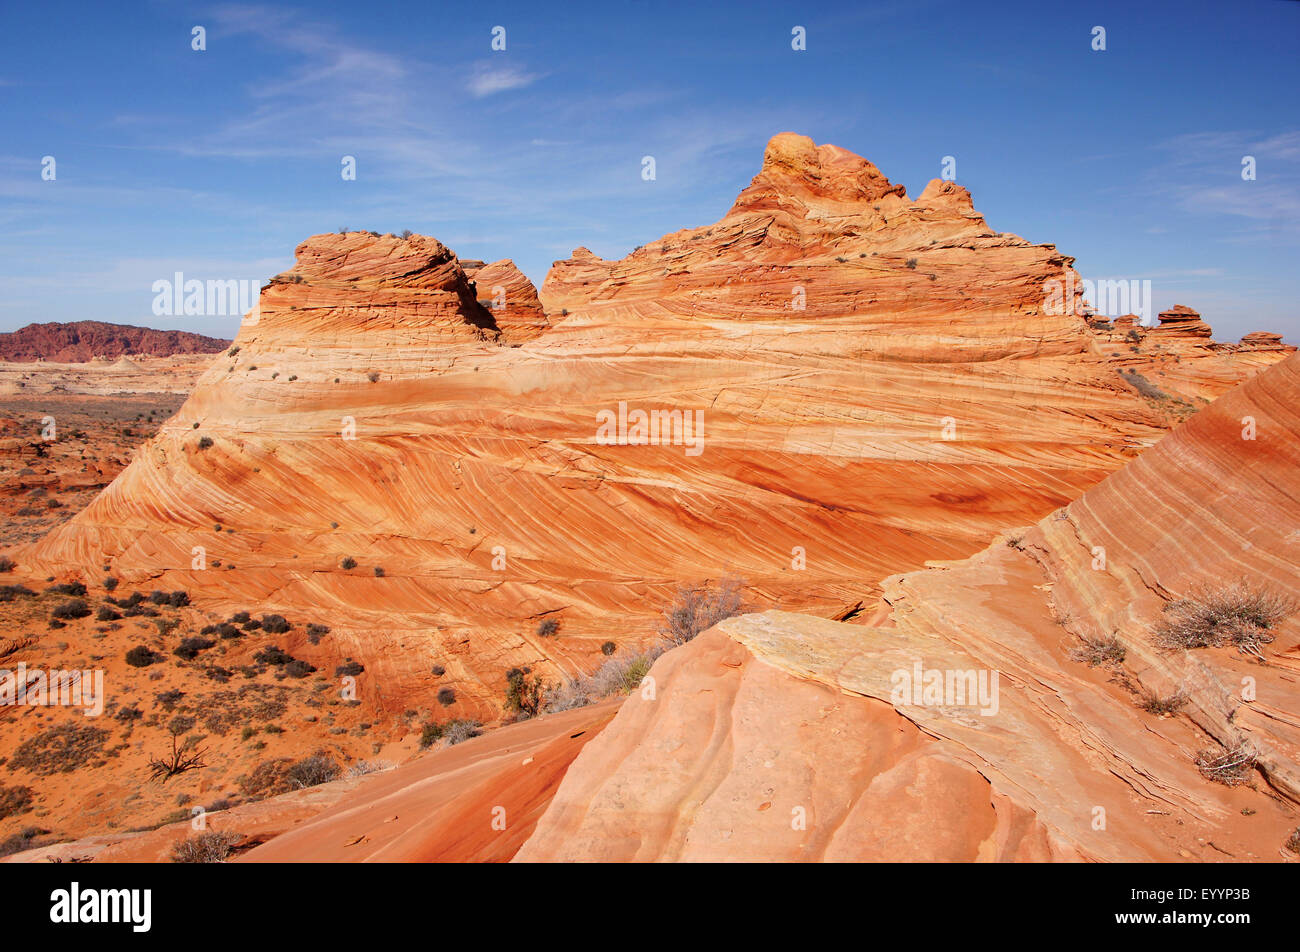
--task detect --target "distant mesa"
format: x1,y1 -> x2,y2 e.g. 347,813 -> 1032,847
0,320 -> 230,363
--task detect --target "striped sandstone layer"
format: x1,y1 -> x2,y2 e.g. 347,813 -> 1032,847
518,355 -> 1299,861
17,135 -> 1290,723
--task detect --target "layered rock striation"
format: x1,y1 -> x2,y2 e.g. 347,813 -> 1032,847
16,138 -> 1292,724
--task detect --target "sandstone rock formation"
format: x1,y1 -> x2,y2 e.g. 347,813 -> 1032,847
14,137 -> 1293,729
461,259 -> 550,343
1155,304 -> 1213,338
9,348 -> 1294,861
517,354 -> 1300,862
0,321 -> 229,363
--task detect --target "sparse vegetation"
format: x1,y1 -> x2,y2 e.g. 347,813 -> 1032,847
346,759 -> 395,778
286,753 -> 339,789
905,257 -> 918,269
536,617 -> 560,638
0,556 -> 14,573
254,645 -> 294,666
0,783 -> 34,820
197,436 -> 214,450
1118,367 -> 1169,401
335,661 -> 364,677
421,719 -> 481,748
174,636 -> 215,660
601,640 -> 616,656
0,827 -> 49,859
283,659 -> 316,678
0,584 -> 35,602
340,557 -> 357,570
504,667 -> 544,718
125,645 -> 162,667
47,581 -> 87,597
1195,741 -> 1256,786
12,723 -> 110,775
543,646 -> 665,713
657,579 -> 745,645
261,613 -> 291,634
51,598 -> 91,620
1156,582 -> 1294,659
147,730 -> 209,783
437,687 -> 456,706
1136,686 -> 1187,716
1069,634 -> 1126,667
170,830 -> 241,863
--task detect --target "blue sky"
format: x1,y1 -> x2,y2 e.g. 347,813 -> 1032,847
2,0 -> 1297,341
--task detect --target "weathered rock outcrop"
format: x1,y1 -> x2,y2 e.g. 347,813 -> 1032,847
462,259 -> 550,343
519,354 -> 1300,861
15,138 -> 1292,726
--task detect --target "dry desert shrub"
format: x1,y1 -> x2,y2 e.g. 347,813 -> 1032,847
0,826 -> 49,859
286,753 -> 340,789
505,667 -> 544,718
345,759 -> 394,778
170,830 -> 242,863
1069,634 -> 1126,667
1118,367 -> 1169,401
420,719 -> 481,748
1156,582 -> 1294,659
11,723 -> 110,775
241,757 -> 294,797
0,783 -> 34,820
658,578 -> 746,646
1195,741 -> 1256,786
50,598 -> 90,620
543,645 -> 666,713
1136,686 -> 1187,716
0,584 -> 36,603
543,581 -> 744,713
240,752 -> 339,797
147,731 -> 208,783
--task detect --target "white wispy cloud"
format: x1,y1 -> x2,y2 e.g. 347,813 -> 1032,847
467,63 -> 542,98
1147,129 -> 1300,237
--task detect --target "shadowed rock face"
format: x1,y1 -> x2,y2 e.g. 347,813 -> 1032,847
518,354 -> 1300,862
15,137 -> 1292,724
0,321 -> 230,363
461,259 -> 550,343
